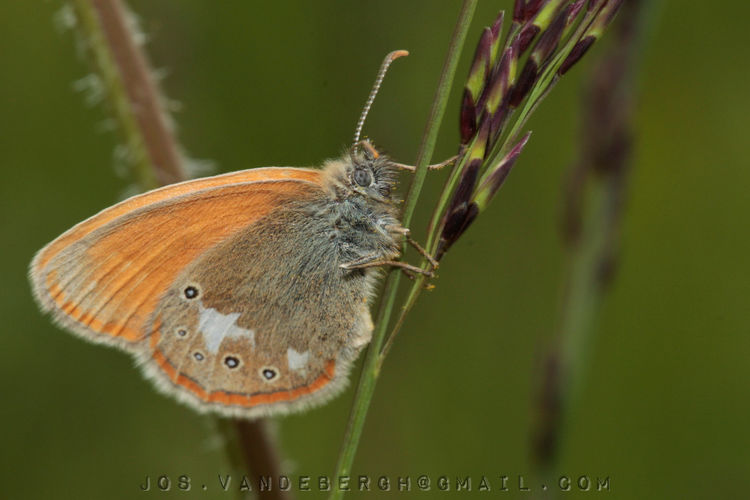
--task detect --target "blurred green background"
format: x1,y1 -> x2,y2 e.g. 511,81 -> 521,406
2,1 -> 748,498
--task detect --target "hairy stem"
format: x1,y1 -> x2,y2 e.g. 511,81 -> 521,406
69,2 -> 286,498
71,0 -> 158,189
329,2 -> 478,497
72,0 -> 186,187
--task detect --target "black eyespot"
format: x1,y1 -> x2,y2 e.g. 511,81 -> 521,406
262,368 -> 277,380
224,356 -> 239,369
184,286 -> 199,299
353,168 -> 372,187
193,352 -> 204,361
176,328 -> 187,337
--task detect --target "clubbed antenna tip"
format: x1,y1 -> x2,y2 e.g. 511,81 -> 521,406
353,50 -> 409,147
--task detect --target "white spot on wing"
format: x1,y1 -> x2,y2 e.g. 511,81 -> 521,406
287,348 -> 310,372
198,303 -> 255,354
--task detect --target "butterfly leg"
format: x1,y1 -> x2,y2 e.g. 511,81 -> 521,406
390,155 -> 458,172
386,226 -> 439,269
340,255 -> 434,278
354,139 -> 455,171
406,235 -> 439,269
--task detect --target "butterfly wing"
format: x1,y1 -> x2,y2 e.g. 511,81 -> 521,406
145,200 -> 375,417
31,166 -> 374,417
30,167 -> 322,348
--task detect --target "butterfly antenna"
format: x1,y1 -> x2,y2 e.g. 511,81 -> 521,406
352,50 -> 409,150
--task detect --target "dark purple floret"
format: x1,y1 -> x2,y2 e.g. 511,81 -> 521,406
509,59 -> 538,107
558,36 -> 595,75
518,24 -> 541,54
460,90 -> 477,143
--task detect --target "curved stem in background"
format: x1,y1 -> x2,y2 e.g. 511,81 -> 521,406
69,2 -> 287,499
329,1 -> 478,498
530,0 -> 651,493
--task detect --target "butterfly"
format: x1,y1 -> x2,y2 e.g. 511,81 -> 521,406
29,50 -> 437,418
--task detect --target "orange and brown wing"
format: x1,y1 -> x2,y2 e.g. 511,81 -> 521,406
137,193 -> 375,418
30,167 -> 323,349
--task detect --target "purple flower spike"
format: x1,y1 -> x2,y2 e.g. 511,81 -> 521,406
533,4 -> 571,63
436,0 -> 625,258
437,202 -> 479,260
509,59 -> 538,107
558,35 -> 596,75
518,24 -> 542,54
524,0 -> 547,20
491,10 -> 505,39
460,27 -> 494,143
460,90 -> 478,143
484,131 -> 531,201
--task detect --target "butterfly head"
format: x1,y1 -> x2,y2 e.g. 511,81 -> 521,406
348,140 -> 399,201
332,49 -> 407,205
323,141 -> 398,204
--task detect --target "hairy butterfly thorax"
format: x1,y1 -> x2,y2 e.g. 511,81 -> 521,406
319,145 -> 402,267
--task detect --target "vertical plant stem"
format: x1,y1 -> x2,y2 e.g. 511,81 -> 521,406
69,2 -> 287,498
71,0 -> 159,190
72,0 -> 186,187
530,0 -> 650,490
90,0 -> 186,185
216,418 -> 290,500
329,2 -> 478,498
233,420 -> 290,500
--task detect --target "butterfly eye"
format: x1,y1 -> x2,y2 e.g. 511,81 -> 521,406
353,168 -> 372,187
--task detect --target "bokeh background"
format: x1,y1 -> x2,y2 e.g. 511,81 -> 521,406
2,1 -> 748,498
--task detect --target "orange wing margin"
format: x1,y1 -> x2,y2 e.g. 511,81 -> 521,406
150,324 -> 337,407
